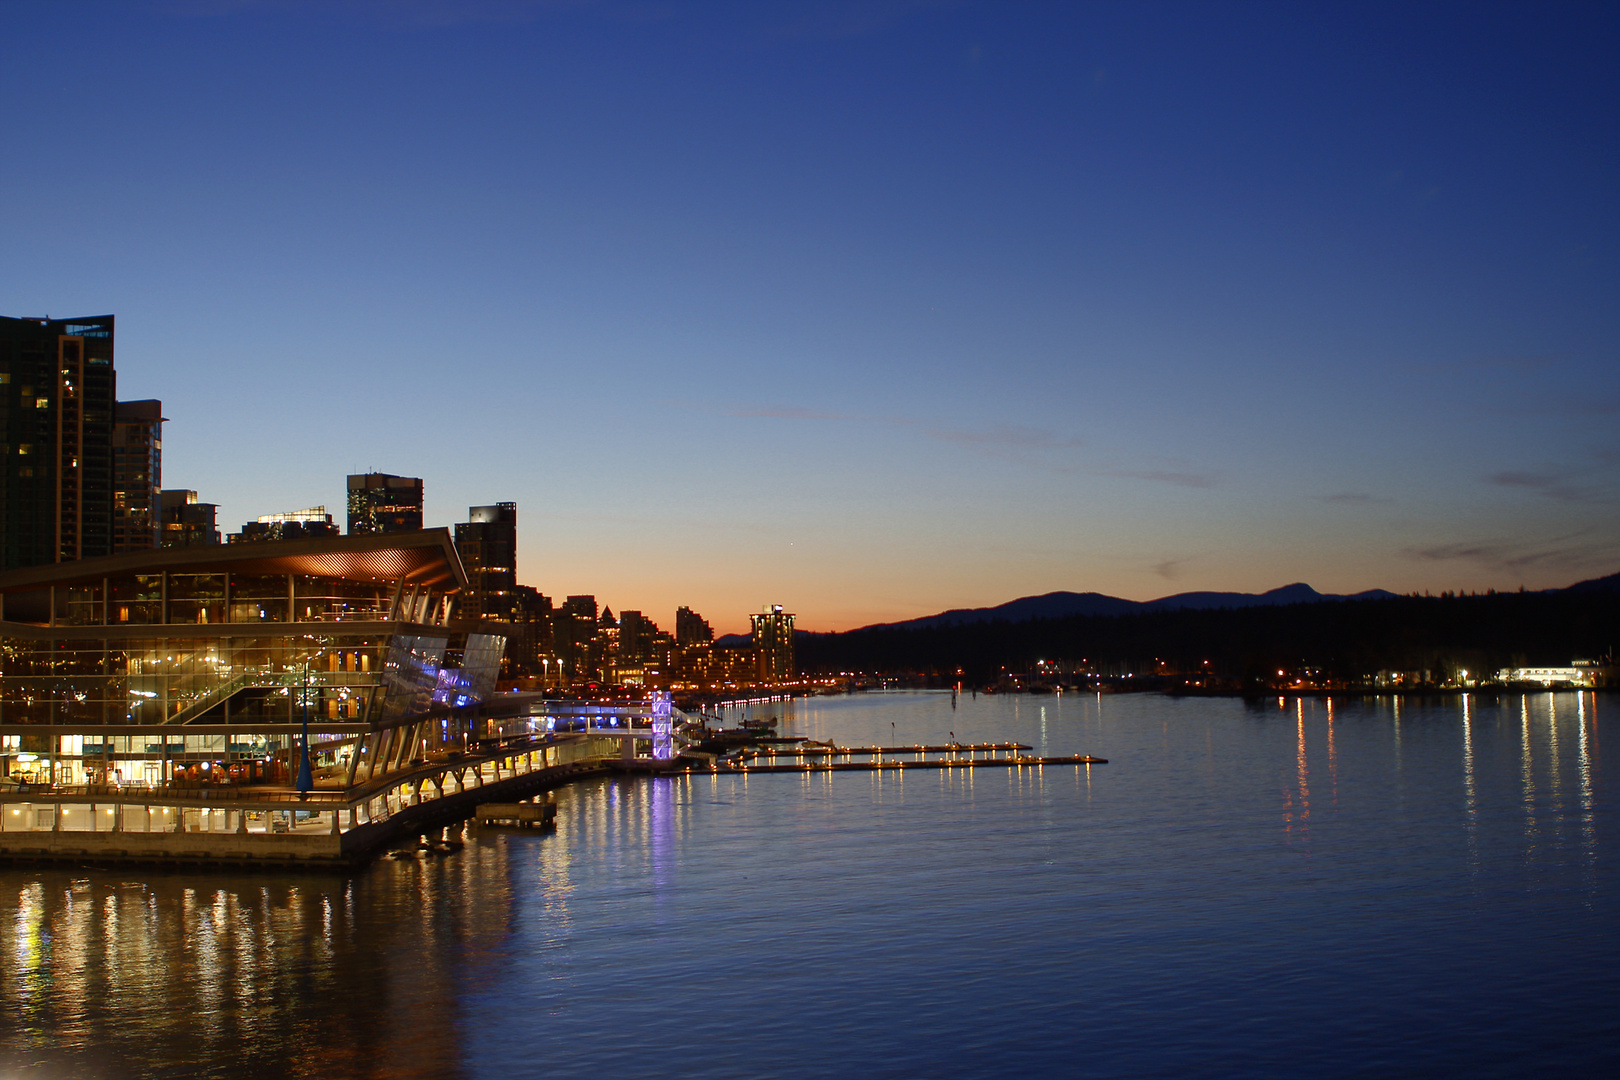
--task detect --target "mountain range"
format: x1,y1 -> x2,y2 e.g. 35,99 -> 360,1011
866,582 -> 1399,631
715,570 -> 1620,643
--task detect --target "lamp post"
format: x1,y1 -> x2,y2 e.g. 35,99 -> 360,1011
295,649 -> 313,796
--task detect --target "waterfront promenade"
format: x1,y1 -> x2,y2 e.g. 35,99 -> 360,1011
0,690 -> 690,868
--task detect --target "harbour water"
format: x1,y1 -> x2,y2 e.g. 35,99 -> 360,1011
2,691 -> 1616,1078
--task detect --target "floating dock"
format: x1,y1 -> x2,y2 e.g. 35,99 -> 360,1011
707,755 -> 1105,774
698,741 -> 1105,774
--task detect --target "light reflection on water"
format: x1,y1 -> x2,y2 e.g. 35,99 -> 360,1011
2,691 -> 1616,1079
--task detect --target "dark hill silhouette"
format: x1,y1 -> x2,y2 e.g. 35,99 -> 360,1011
754,569 -> 1619,680
860,582 -> 1399,632
1562,570 -> 1620,594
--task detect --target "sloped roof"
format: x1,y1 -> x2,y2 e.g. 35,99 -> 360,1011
0,529 -> 467,593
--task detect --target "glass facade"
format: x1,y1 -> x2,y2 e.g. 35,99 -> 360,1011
0,629 -> 397,727
0,535 -> 500,736
0,534 -> 657,864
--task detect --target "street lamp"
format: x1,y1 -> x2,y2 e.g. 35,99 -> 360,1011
295,648 -> 313,796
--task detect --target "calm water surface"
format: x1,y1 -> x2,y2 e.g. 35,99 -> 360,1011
2,691 -> 1616,1078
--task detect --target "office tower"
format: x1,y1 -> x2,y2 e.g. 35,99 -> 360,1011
618,610 -> 655,663
347,473 -> 423,535
231,507 -> 339,543
554,595 -> 598,679
0,315 -> 117,569
676,606 -> 713,646
506,584 -> 556,678
159,490 -> 221,547
751,604 -> 796,682
454,502 -> 517,620
112,399 -> 164,551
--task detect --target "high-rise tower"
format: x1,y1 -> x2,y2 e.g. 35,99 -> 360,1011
750,604 -> 795,683
1,315 -> 117,569
113,399 -> 164,552
454,502 -> 517,620
347,472 -> 423,535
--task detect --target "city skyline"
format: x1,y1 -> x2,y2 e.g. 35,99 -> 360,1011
4,2 -> 1618,633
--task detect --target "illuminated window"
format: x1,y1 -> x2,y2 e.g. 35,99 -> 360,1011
35,398 -> 49,409
17,444 -> 29,455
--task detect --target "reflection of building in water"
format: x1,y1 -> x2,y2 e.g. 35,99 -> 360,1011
7,846 -> 522,1077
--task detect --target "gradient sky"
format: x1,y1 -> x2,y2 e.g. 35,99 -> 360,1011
4,0 -> 1617,633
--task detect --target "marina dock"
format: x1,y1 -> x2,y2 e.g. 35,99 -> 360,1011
706,741 -> 1105,773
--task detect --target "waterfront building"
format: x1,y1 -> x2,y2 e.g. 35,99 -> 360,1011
1493,662 -> 1607,687
0,529 -> 488,728
347,473 -> 423,535
0,528 -> 661,866
159,490 -> 221,547
751,604 -> 795,682
231,507 -> 339,543
1,315 -> 117,569
112,400 -> 164,552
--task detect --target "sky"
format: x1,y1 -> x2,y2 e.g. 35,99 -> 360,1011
3,0 -> 1618,634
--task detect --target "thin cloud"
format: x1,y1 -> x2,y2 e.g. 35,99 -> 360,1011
1489,455 -> 1619,503
925,425 -> 1084,451
728,405 -> 849,420
1321,492 -> 1389,505
721,403 -> 1209,488
1153,558 -> 1189,581
1099,467 -> 1216,489
1489,470 -> 1588,501
1402,534 -> 1619,574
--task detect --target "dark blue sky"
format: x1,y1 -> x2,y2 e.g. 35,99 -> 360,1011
5,0 -> 1616,630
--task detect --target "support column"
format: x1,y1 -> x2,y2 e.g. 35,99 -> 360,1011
346,736 -> 364,788
370,728 -> 393,782
396,723 -> 420,769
